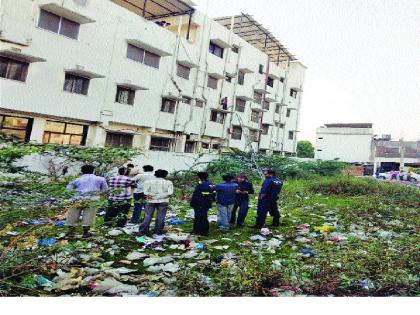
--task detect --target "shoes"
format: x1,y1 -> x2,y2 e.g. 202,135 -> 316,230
248,225 -> 262,229
82,232 -> 93,239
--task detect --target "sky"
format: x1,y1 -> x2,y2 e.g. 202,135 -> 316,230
193,0 -> 420,142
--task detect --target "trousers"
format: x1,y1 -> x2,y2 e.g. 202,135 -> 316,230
131,193 -> 145,223
104,200 -> 131,227
230,198 -> 249,225
193,206 -> 210,236
138,203 -> 168,235
255,198 -> 280,228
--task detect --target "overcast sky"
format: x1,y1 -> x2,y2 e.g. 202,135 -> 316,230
193,0 -> 420,142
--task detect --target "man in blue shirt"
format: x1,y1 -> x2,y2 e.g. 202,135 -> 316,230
190,172 -> 215,236
252,169 -> 283,229
230,173 -> 254,227
215,174 -> 238,232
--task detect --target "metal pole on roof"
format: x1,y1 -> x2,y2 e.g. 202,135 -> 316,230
186,11 -> 193,40
142,0 -> 148,17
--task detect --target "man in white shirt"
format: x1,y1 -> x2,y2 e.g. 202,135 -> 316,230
130,165 -> 155,223
138,169 -> 174,236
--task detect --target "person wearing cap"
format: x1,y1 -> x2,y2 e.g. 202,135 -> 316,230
230,173 -> 254,227
252,169 -> 283,228
190,172 -> 215,236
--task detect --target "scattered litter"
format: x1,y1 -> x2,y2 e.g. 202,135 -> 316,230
260,228 -> 271,236
143,256 -> 174,266
108,229 -> 123,236
126,252 -> 148,261
271,260 -> 282,271
267,238 -> 281,250
93,278 -> 138,296
300,249 -> 316,258
54,221 -> 65,227
250,235 -> 266,241
38,238 -> 57,247
196,243 -> 205,250
213,246 -> 229,250
146,263 -> 179,273
168,219 -> 187,225
36,275 -> 53,288
185,209 -> 195,218
315,225 -> 336,234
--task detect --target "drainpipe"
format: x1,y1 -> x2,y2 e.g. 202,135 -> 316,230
257,34 -> 270,152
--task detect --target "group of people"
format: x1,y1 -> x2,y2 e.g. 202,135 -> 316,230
65,163 -> 283,239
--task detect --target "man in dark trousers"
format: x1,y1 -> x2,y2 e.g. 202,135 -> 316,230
190,172 -> 214,236
230,173 -> 254,227
253,169 -> 283,229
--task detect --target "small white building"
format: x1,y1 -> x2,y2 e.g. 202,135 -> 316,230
0,0 -> 306,155
315,123 -> 374,163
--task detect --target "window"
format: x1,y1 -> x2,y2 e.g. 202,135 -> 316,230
318,137 -> 324,140
280,77 -> 285,83
258,64 -> 264,74
250,130 -> 259,142
317,149 -> 323,152
262,100 -> 270,110
251,110 -> 260,123
150,137 -> 172,151
161,98 -> 176,113
0,115 -> 32,141
63,73 -> 90,95
279,123 -> 285,129
288,131 -> 294,140
290,88 -> 298,98
238,70 -> 245,85
232,46 -> 239,53
225,75 -> 232,83
115,86 -> 135,105
185,141 -> 196,153
144,51 -> 160,69
38,9 -> 80,40
254,92 -> 263,104
261,124 -> 269,135
105,132 -> 133,147
207,75 -> 218,89
209,42 -> 223,58
231,126 -> 242,140
286,109 -> 292,117
267,77 -> 274,87
212,144 -> 220,150
196,100 -> 204,108
275,104 -> 281,113
43,121 -> 87,145
0,57 -> 29,82
210,111 -> 225,124
176,63 -> 190,80
235,98 -> 246,112
127,44 -> 160,69
202,142 -> 209,149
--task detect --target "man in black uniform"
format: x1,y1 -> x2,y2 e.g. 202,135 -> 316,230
190,172 -> 214,236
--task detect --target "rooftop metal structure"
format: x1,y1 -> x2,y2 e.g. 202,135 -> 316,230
111,0 -> 195,20
214,13 -> 297,63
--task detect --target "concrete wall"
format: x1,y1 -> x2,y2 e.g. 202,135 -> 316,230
0,0 -> 306,155
315,126 -> 374,163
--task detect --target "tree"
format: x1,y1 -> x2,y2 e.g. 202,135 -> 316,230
297,140 -> 315,158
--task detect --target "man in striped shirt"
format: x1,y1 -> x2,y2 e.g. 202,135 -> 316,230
138,169 -> 174,236
105,167 -> 133,227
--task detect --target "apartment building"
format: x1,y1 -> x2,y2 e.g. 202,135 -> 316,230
315,123 -> 374,163
0,0 -> 306,155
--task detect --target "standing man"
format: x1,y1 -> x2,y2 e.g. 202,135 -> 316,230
131,165 -> 155,224
66,165 -> 108,239
230,173 -> 254,227
190,172 -> 214,236
215,174 -> 238,232
253,170 -> 283,229
138,169 -> 173,236
105,167 -> 133,227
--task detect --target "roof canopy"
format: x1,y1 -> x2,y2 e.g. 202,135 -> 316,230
112,0 -> 195,19
214,13 -> 297,63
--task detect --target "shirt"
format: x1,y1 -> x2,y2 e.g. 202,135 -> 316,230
215,181 -> 238,206
108,175 -> 133,201
235,181 -> 254,202
133,172 -> 156,194
260,176 -> 283,201
190,180 -> 215,209
143,178 -> 174,203
66,174 -> 108,200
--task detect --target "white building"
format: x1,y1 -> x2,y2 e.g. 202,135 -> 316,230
0,0 -> 306,155
315,123 -> 374,163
